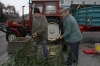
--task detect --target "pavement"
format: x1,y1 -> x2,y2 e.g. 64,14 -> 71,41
0,31 -> 6,38
82,32 -> 100,43
76,43 -> 100,66
78,43 -> 100,66
0,31 -> 8,64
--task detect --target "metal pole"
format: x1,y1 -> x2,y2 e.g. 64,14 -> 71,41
22,6 -> 25,27
29,0 -> 30,15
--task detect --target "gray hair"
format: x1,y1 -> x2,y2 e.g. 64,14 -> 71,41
60,8 -> 69,14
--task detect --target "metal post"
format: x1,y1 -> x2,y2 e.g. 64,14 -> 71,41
22,6 -> 25,27
29,0 -> 30,15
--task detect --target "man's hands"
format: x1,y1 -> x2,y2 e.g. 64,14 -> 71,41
32,32 -> 38,38
32,32 -> 40,41
59,36 -> 63,39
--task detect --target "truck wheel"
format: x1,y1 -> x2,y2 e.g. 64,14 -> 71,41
6,32 -> 18,41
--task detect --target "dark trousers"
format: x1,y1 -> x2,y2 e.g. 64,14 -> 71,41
66,41 -> 80,65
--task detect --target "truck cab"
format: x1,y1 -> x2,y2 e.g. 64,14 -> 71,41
30,0 -> 60,16
30,0 -> 61,24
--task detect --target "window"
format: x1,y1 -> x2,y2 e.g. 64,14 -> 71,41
35,4 -> 43,13
71,1 -> 74,4
45,2 -> 57,14
61,0 -> 64,4
94,2 -> 96,5
82,1 -> 85,4
32,3 -> 43,14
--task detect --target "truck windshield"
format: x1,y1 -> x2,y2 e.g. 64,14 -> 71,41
45,2 -> 57,14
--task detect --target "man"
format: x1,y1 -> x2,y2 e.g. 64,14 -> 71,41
60,8 -> 83,66
32,8 -> 49,58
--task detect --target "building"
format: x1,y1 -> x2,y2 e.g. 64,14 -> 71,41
60,0 -> 100,5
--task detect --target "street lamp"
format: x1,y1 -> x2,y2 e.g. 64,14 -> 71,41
22,6 -> 25,27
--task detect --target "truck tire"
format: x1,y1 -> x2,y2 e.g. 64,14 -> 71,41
6,32 -> 18,41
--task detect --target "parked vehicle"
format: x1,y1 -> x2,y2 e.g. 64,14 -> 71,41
75,6 -> 100,32
5,0 -> 100,41
6,0 -> 62,41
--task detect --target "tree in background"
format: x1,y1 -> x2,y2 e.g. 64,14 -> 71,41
0,2 -> 7,22
0,2 -> 20,22
6,5 -> 20,19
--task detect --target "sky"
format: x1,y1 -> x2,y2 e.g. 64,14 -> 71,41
1,0 -> 29,16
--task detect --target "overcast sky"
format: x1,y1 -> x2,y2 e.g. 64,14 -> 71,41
1,0 -> 29,16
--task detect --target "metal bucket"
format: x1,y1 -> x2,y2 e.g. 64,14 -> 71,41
95,43 -> 100,52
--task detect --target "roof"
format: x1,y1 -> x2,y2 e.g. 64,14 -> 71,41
70,4 -> 100,10
31,0 -> 60,1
